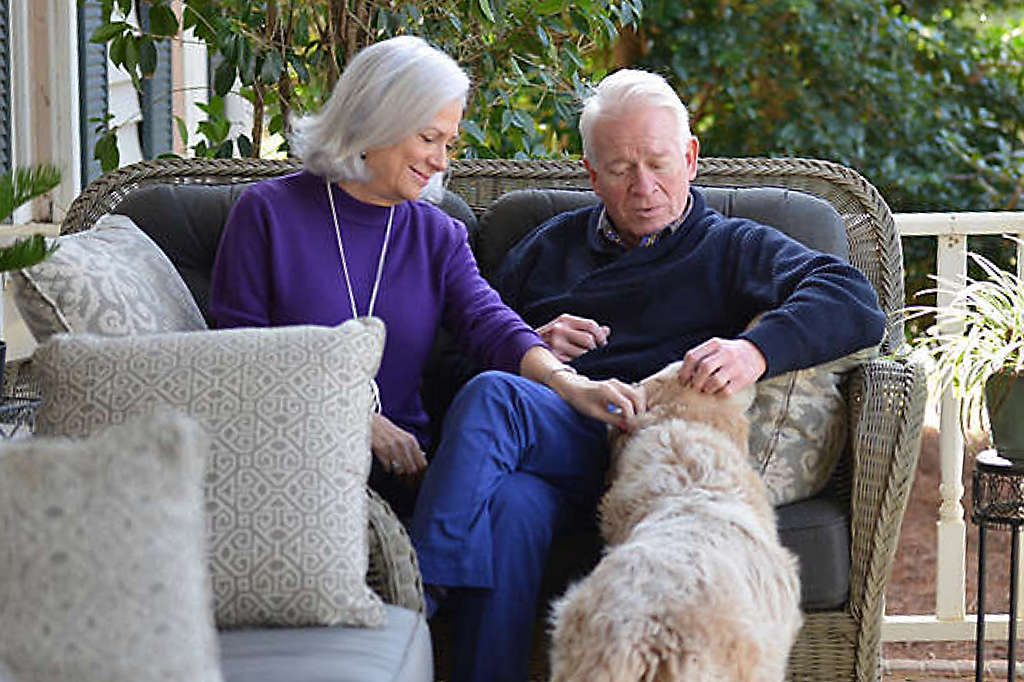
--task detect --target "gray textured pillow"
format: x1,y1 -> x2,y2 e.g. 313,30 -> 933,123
748,347 -> 878,506
33,318 -> 387,629
0,411 -> 222,682
11,213 -> 207,342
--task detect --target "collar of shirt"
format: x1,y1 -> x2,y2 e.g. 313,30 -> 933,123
596,194 -> 694,249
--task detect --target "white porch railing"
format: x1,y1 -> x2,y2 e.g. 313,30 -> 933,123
883,211 -> 1024,643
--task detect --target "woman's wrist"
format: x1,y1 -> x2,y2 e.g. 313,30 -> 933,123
543,364 -> 578,386
544,365 -> 585,400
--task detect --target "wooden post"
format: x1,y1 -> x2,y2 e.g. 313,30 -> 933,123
935,233 -> 968,621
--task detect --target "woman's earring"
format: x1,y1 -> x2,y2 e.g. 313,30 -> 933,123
359,151 -> 367,160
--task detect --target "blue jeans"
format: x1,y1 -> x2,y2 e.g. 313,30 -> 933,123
409,371 -> 609,682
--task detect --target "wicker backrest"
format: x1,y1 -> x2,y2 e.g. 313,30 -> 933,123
61,158 -> 303,238
61,156 -> 904,353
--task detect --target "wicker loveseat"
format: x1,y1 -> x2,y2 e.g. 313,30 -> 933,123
55,156 -> 925,682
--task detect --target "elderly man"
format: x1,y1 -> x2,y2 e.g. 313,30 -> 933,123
411,68 -> 885,682
496,68 -> 884,394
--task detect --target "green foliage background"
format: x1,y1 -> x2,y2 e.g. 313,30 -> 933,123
91,1 -> 1024,321
91,0 -> 639,165
634,0 -> 1024,316
641,1 -> 1023,213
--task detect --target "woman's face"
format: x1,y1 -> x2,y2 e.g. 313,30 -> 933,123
352,98 -> 464,206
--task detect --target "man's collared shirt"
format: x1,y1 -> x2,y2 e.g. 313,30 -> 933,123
595,195 -> 693,250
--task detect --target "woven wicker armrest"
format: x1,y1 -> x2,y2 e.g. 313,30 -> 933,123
844,356 -> 926,670
365,487 -> 425,613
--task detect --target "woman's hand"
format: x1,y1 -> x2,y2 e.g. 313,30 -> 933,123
371,414 -> 428,476
518,345 -> 643,429
546,371 -> 645,431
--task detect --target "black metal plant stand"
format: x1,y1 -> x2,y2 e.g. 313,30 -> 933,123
973,449 -> 1024,682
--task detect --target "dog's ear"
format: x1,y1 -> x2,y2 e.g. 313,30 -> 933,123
640,360 -> 685,408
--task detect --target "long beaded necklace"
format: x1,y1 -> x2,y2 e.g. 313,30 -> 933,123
325,180 -> 394,413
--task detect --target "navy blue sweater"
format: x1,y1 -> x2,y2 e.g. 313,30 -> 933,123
493,189 -> 885,383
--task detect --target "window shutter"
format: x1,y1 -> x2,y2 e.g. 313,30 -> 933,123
77,0 -> 108,187
0,0 -> 11,177
138,4 -> 172,159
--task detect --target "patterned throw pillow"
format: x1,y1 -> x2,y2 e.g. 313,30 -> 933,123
0,412 -> 222,682
11,213 -> 207,342
32,318 -> 387,629
747,347 -> 878,506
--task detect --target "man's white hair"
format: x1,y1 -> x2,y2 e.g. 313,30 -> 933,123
291,36 -> 469,183
579,69 -> 692,164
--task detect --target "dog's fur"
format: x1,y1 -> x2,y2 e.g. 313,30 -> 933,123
549,361 -> 802,682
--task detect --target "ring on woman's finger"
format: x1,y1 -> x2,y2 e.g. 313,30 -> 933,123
390,460 -> 399,471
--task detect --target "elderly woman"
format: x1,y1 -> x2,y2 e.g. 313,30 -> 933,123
210,36 -> 642,682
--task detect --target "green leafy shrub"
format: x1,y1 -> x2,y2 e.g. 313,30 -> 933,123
89,0 -> 640,168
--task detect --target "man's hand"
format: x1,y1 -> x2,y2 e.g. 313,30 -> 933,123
678,338 -> 766,395
371,414 -> 428,476
536,314 -> 611,362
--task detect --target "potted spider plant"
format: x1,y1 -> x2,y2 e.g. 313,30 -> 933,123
908,238 -> 1024,462
0,164 -> 61,394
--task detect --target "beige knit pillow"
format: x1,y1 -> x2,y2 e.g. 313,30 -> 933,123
11,213 -> 207,342
33,318 -> 387,629
0,412 -> 222,682
748,347 -> 878,506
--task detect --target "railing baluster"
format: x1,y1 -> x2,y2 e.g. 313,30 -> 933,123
935,233 -> 968,621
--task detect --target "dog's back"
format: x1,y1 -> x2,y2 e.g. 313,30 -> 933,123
549,363 -> 802,682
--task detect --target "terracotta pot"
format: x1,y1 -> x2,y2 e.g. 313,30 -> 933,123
985,370 -> 1024,462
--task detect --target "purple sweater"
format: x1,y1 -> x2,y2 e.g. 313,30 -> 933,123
210,170 -> 542,446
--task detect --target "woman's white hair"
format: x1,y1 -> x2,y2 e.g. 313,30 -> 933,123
579,69 -> 691,164
291,36 -> 469,183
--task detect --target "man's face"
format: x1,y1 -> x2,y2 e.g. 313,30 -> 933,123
584,105 -> 699,245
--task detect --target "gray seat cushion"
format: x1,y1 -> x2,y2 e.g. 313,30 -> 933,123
218,604 -> 432,682
776,495 -> 850,610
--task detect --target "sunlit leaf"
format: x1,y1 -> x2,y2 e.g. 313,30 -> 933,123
95,134 -> 120,173
90,21 -> 128,44
0,165 -> 61,222
478,0 -> 495,23
0,235 -> 59,273
174,115 -> 189,147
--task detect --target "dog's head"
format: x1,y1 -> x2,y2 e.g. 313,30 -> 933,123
642,361 -> 755,410
612,360 -> 754,454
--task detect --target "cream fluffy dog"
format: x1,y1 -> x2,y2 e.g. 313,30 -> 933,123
548,361 -> 802,682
